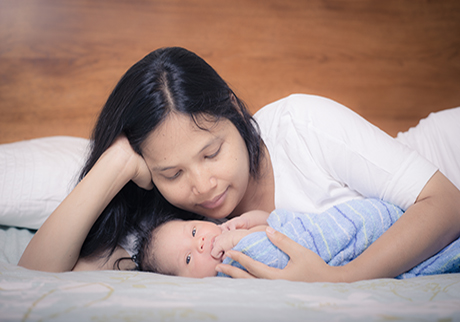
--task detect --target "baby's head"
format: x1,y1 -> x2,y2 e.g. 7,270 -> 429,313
139,218 -> 223,278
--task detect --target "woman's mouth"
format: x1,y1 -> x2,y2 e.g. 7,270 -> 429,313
199,188 -> 228,209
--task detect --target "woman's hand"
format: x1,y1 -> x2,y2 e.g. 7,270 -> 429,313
216,227 -> 343,282
106,135 -> 153,190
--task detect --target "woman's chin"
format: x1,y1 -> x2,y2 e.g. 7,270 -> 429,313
200,207 -> 232,221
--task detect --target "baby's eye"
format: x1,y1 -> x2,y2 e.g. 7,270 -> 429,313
186,254 -> 191,265
192,227 -> 196,237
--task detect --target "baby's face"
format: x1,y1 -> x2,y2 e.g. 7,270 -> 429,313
154,220 -> 223,278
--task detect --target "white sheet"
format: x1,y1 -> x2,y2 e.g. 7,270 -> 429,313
1,226 -> 460,321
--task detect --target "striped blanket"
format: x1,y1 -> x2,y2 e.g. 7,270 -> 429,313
218,199 -> 460,279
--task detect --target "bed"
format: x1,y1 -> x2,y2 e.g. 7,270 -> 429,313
2,1 -> 460,320
1,136 -> 460,322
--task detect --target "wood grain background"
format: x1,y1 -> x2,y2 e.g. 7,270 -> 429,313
1,0 -> 459,143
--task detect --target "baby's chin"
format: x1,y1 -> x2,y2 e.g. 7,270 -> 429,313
211,262 -> 222,277
193,269 -> 219,278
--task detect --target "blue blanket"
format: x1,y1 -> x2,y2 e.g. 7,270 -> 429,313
217,199 -> 460,279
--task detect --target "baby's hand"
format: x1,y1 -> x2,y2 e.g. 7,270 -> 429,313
220,210 -> 270,231
219,216 -> 250,231
211,230 -> 249,259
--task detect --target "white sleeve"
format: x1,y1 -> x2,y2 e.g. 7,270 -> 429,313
256,94 -> 438,211
396,107 -> 460,191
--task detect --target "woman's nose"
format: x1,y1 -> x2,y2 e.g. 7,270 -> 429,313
191,168 -> 217,195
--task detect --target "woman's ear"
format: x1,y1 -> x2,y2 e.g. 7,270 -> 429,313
230,92 -> 238,105
230,92 -> 244,117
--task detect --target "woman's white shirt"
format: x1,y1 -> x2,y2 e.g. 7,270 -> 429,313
396,107 -> 460,191
254,94 -> 438,213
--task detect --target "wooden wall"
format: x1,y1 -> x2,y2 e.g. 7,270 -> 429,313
1,0 -> 459,143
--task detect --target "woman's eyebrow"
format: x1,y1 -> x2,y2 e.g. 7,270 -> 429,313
199,141 -> 214,154
152,138 -> 220,172
198,135 -> 221,154
153,165 -> 176,172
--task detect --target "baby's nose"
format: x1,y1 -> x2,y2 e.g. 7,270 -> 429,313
197,236 -> 205,253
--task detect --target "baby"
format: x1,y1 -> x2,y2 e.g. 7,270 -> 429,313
139,198 -> 460,279
138,209 -> 269,278
139,199 -> 402,278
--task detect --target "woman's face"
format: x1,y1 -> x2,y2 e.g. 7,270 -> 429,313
142,113 -> 250,219
153,220 -> 223,278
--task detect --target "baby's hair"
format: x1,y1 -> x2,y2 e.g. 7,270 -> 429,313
136,215 -> 180,276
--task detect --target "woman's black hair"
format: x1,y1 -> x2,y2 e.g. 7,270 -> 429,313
78,47 -> 263,260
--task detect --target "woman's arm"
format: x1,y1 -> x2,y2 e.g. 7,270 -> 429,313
344,170 -> 460,281
217,171 -> 460,282
18,136 -> 152,272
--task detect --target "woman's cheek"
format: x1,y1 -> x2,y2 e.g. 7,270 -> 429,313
164,183 -> 190,208
154,180 -> 177,201
161,184 -> 180,201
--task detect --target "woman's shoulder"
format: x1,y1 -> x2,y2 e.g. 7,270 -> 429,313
255,94 -> 328,116
254,94 -> 354,125
254,94 -> 363,142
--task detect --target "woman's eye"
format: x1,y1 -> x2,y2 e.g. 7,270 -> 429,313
205,146 -> 221,159
186,254 -> 191,265
166,171 -> 181,180
192,227 -> 196,237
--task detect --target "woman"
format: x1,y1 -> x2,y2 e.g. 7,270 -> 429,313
19,47 -> 460,282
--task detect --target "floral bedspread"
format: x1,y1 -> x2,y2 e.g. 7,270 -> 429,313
1,227 -> 460,322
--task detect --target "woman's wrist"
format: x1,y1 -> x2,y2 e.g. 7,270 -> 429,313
95,148 -> 137,188
331,263 -> 357,283
98,137 -> 150,187
101,136 -> 153,190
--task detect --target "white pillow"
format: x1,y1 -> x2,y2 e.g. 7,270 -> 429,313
0,136 -> 90,229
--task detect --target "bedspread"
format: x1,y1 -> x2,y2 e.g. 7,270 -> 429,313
1,261 -> 460,321
1,226 -> 460,321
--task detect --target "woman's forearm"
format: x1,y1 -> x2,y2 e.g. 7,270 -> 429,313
341,171 -> 460,282
18,144 -> 139,272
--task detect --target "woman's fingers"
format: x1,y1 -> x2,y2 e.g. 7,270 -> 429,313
216,229 -> 297,280
215,262 -> 256,279
221,227 -> 334,282
265,227 -> 308,263
221,250 -> 282,279
265,227 -> 337,282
